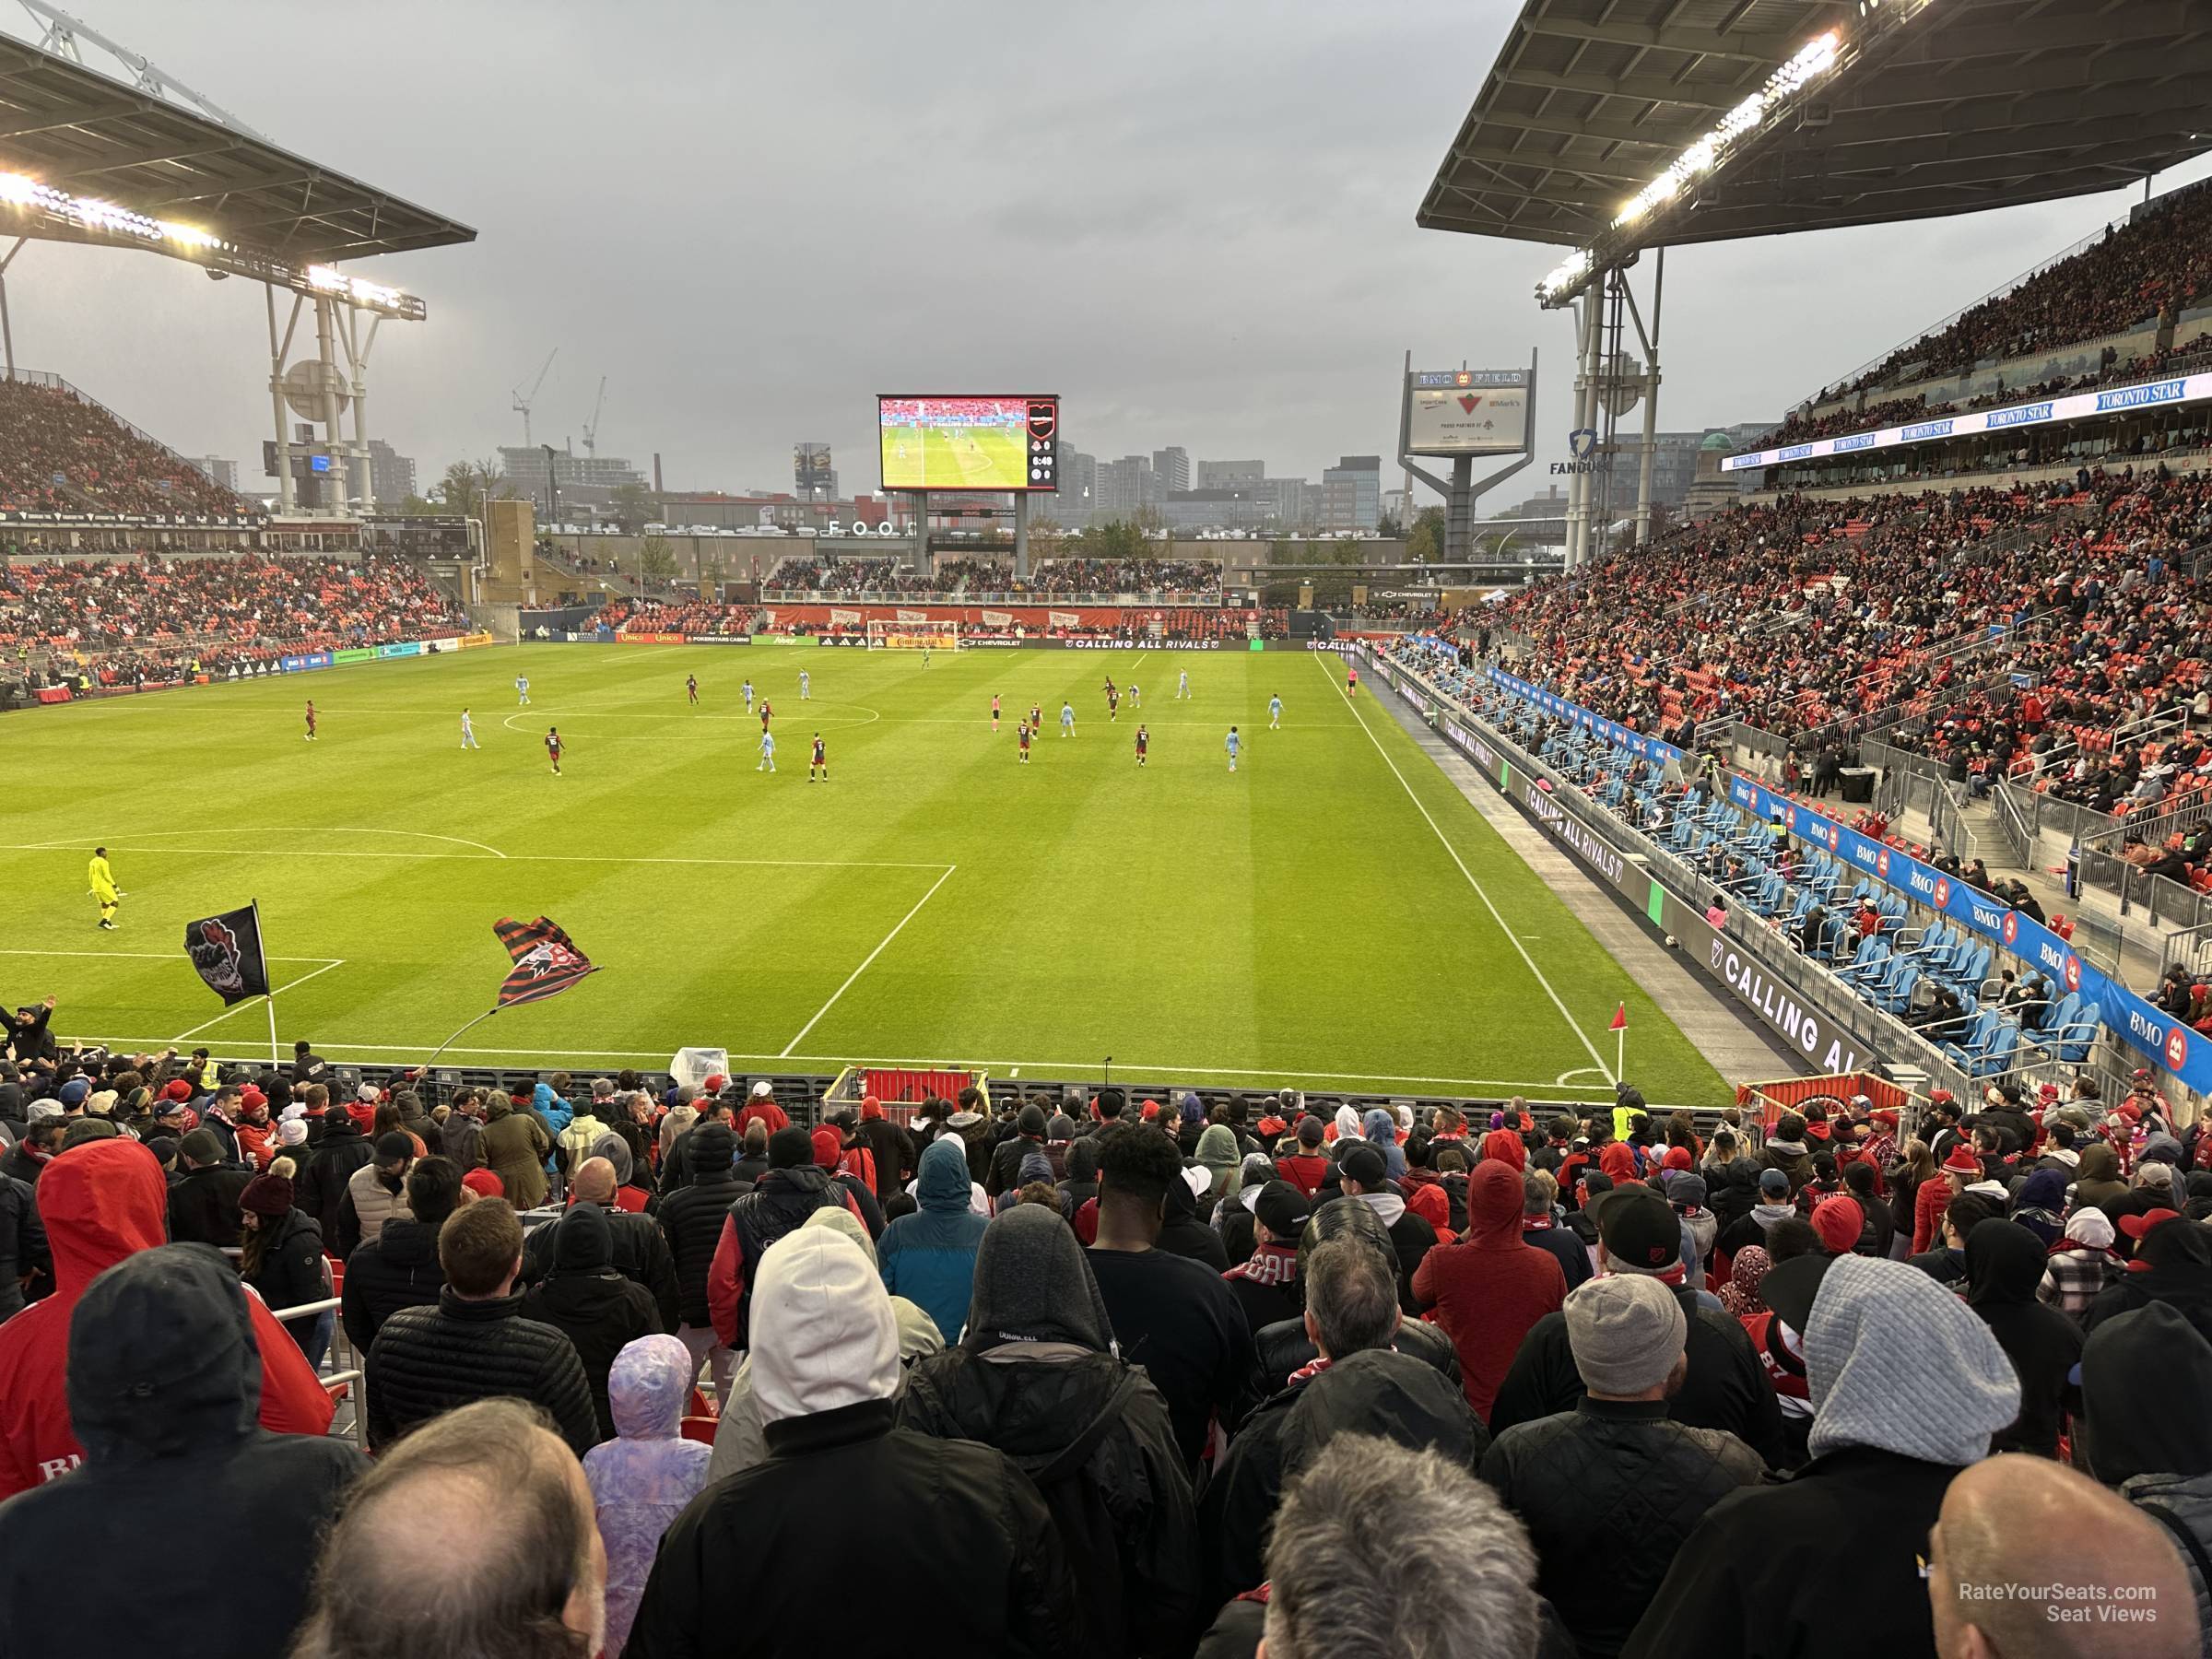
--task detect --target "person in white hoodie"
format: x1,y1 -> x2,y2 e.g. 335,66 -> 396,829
627,1225 -> 1078,1657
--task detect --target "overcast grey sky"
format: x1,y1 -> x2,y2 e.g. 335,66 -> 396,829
10,0 -> 2211,505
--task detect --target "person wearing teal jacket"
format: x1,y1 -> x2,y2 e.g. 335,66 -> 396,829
877,1137 -> 988,1344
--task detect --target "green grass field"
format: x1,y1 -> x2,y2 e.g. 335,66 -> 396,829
880,422 -> 1028,491
0,642 -> 1727,1104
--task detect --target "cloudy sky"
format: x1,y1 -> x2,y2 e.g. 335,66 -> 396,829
11,0 -> 2211,505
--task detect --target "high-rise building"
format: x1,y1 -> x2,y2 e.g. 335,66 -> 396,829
1318,455 -> 1382,534
365,440 -> 416,505
1198,458 -> 1265,488
1151,446 -> 1190,494
186,455 -> 238,492
1053,442 -> 1096,523
1266,478 -> 1309,528
794,442 -> 834,500
1381,488 -> 1409,527
1095,454 -> 1154,520
498,445 -> 647,494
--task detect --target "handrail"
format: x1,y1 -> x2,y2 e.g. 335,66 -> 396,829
759,587 -> 1227,606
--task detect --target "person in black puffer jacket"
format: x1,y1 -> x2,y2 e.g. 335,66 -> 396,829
518,1202 -> 660,1441
1481,1274 -> 1765,1659
341,1156 -> 460,1353
0,1167 -> 43,1325
707,1127 -> 864,1353
166,1129 -> 252,1248
1201,1230 -> 1488,1611
900,1206 -> 1199,1659
653,1120 -> 739,1398
365,1198 -> 597,1455
1700,1134 -> 1764,1233
238,1172 -> 329,1365
296,1115 -> 371,1223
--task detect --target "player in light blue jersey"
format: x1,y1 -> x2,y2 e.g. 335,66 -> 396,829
1225,725 -> 1241,772
743,678 -> 754,709
1060,701 -> 1076,737
515,675 -> 530,706
1269,694 -> 1283,729
758,729 -> 776,771
799,669 -> 811,700
461,709 -> 480,749
1177,668 -> 1190,700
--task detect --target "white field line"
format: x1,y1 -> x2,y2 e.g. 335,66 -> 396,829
779,864 -> 959,1057
26,827 -> 506,859
67,1034 -> 1624,1092
0,843 -> 948,872
168,959 -> 348,1043
1312,650 -> 1617,1086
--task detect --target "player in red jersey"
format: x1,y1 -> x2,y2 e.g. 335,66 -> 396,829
759,700 -> 772,733
808,733 -> 828,782
1135,724 -> 1148,768
303,700 -> 317,742
1017,722 -> 1031,764
545,726 -> 563,775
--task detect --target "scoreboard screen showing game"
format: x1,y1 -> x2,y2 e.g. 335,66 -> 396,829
878,394 -> 1059,491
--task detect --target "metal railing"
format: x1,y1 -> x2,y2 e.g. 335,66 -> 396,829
759,585 -> 1226,606
1991,784 -> 2034,868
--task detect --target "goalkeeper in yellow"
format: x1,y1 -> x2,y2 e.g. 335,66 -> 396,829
88,845 -> 121,930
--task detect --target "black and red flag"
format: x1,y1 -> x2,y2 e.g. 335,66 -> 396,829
492,916 -> 597,1008
183,902 -> 272,1006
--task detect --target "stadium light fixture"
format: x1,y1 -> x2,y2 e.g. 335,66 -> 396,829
0,164 -> 428,319
1536,6 -> 1937,307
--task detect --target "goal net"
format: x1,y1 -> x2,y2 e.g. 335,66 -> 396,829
866,619 -> 960,650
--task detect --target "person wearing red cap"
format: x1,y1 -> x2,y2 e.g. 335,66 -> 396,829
1917,1146 -> 1985,1255
461,1167 -> 506,1201
1808,1195 -> 1865,1257
233,1086 -> 276,1171
853,1095 -> 914,1204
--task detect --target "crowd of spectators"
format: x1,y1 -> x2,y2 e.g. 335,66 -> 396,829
1499,465 -> 2212,797
589,598 -> 762,637
0,1036 -> 2206,1657
1819,183 -> 2212,400
1030,556 -> 1224,600
0,378 -> 253,517
0,550 -> 468,683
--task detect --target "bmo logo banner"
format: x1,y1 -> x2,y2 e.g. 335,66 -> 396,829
2002,911 -> 2019,947
2065,953 -> 2082,994
1827,822 -> 1841,852
1877,847 -> 1890,879
1934,877 -> 1950,909
2171,1026 -> 2190,1072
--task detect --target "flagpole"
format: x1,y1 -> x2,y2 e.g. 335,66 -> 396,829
1617,1021 -> 1624,1084
425,1006 -> 501,1074
266,994 -> 279,1069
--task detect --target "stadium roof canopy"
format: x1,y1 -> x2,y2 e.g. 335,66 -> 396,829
0,30 -> 473,265
1418,0 -> 2212,302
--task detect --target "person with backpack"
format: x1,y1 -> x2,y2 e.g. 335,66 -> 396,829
708,1127 -> 867,1355
898,1206 -> 1197,1659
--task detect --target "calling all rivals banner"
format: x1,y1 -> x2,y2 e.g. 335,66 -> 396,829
1481,668 -> 2209,1095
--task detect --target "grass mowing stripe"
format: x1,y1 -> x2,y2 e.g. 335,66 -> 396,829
780,864 -> 959,1056
1310,648 -> 1616,1085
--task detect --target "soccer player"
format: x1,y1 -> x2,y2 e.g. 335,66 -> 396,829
88,846 -> 120,931
1226,725 -> 1241,773
461,708 -> 480,750
1128,680 -> 1140,708
303,700 -> 317,742
990,693 -> 1001,732
1107,687 -> 1119,724
1177,668 -> 1190,700
687,674 -> 699,705
759,729 -> 777,772
1017,721 -> 1031,764
1269,693 -> 1283,730
516,675 -> 531,707
759,700 -> 772,733
1029,702 -> 1042,736
545,726 -> 563,775
743,678 -> 754,710
1347,663 -> 1359,696
799,669 -> 811,700
922,645 -> 931,668
808,732 -> 827,782
1060,701 -> 1075,738
1135,724 -> 1149,768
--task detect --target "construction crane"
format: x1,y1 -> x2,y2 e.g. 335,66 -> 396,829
582,376 -> 607,458
511,347 -> 558,447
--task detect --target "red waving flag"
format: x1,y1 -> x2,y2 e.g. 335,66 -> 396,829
492,916 -> 597,1009
1609,1002 -> 1628,1031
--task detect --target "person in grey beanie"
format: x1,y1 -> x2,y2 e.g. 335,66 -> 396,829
1626,1253 -> 2021,1659
899,1205 -> 1197,1659
1482,1275 -> 1763,1659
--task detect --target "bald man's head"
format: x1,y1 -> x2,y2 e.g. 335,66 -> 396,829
290,1398 -> 604,1659
571,1157 -> 617,1205
1931,1455 -> 2199,1659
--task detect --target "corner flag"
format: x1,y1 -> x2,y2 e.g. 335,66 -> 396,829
1609,1003 -> 1628,1031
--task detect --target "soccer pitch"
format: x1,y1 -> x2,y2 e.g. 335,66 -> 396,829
0,643 -> 1727,1103
880,422 -> 1029,491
